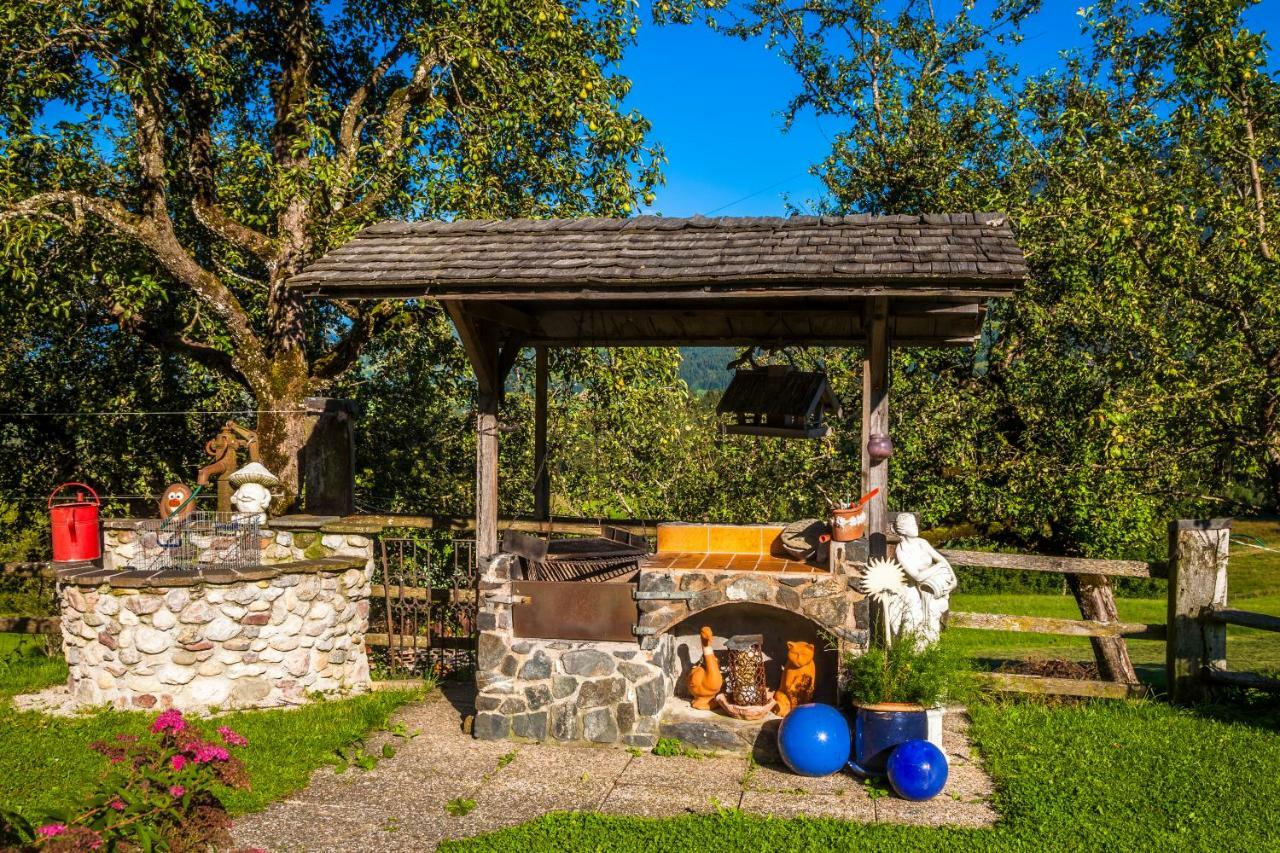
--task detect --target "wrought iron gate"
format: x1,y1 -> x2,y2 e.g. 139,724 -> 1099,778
368,535 -> 477,679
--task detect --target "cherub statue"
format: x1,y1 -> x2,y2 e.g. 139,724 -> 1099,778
891,513 -> 957,644
852,513 -> 956,647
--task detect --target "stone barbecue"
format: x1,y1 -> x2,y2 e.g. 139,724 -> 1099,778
54,519 -> 379,711
473,523 -> 870,749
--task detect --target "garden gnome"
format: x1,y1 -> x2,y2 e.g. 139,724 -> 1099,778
892,512 -> 957,644
228,462 -> 279,523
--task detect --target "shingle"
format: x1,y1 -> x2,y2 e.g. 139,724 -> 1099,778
289,213 -> 1028,292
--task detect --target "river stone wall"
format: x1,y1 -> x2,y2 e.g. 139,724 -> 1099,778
474,631 -> 677,747
60,517 -> 380,711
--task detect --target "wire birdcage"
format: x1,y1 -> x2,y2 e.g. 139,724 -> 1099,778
135,512 -> 262,571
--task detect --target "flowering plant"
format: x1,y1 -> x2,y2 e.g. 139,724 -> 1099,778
0,709 -> 250,851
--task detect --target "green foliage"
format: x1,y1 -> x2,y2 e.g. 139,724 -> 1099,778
446,796 -> 478,817
0,710 -> 250,851
843,632 -> 970,707
442,699 -> 1280,851
650,737 -> 710,759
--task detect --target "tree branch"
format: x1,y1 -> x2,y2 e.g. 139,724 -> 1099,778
311,301 -> 402,381
108,302 -> 243,383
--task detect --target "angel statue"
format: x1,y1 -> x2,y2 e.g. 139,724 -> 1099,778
852,512 -> 957,646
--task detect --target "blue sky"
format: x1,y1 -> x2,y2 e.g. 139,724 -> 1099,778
623,3 -> 1280,218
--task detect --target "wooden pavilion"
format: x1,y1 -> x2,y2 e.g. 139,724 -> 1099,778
291,214 -> 1028,561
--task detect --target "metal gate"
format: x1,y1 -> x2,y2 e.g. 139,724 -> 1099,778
368,535 -> 477,679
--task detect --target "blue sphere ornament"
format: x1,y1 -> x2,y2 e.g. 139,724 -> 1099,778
886,739 -> 949,801
776,703 -> 851,777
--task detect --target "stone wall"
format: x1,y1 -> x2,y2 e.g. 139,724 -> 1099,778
474,632 -> 677,747
58,561 -> 372,711
61,516 -> 381,712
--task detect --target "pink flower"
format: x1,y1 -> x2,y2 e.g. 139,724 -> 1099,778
151,709 -> 187,735
217,726 -> 248,747
108,798 -> 125,811
36,824 -> 67,837
169,785 -> 185,798
191,742 -> 230,764
170,754 -> 188,771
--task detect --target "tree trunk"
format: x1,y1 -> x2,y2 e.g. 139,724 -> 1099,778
250,346 -> 313,510
1067,573 -> 1139,683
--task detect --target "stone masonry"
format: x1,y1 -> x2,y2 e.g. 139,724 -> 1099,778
58,517 -> 381,711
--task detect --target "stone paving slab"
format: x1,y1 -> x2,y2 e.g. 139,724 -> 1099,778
231,686 -> 998,851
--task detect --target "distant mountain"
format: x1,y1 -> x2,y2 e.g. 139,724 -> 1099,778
678,348 -> 735,392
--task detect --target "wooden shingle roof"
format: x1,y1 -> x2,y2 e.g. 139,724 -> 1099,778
717,368 -> 841,420
289,213 -> 1026,297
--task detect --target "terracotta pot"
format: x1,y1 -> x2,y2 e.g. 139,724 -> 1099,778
830,505 -> 867,542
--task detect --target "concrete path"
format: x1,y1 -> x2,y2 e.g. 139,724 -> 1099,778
231,685 -> 996,851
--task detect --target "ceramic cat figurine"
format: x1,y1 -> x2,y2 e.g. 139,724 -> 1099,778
774,640 -> 816,717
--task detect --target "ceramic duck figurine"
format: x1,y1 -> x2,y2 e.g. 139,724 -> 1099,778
687,626 -> 723,710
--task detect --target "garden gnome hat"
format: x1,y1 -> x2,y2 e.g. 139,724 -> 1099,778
228,462 -> 279,489
894,512 -> 920,538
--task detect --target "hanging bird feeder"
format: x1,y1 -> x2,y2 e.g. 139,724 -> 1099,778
716,364 -> 842,439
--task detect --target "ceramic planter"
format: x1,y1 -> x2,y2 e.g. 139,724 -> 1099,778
850,702 -> 930,776
830,505 -> 867,542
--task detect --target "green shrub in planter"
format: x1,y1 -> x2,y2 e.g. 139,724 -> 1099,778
843,631 -> 971,708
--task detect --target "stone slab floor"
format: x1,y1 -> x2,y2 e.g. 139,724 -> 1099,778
231,685 -> 997,851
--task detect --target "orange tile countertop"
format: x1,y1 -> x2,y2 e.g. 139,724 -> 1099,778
651,523 -> 827,573
641,552 -> 825,574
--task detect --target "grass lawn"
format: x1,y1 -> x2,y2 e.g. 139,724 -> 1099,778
0,633 -> 426,819
445,698 -> 1280,851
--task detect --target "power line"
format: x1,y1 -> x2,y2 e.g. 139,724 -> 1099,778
0,409 -> 308,418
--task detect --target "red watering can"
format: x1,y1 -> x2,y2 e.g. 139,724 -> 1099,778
49,482 -> 101,563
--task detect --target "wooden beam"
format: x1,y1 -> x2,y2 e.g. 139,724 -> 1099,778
451,300 -> 540,334
476,389 -> 500,563
974,672 -> 1149,700
369,585 -> 477,604
1204,669 -> 1280,693
1167,518 -> 1231,704
442,302 -> 501,394
940,549 -> 1156,578
1203,607 -> 1280,633
297,281 -> 1020,301
534,346 -> 550,521
948,611 -> 1165,640
0,616 -> 60,635
1068,573 -> 1139,683
862,296 -> 889,546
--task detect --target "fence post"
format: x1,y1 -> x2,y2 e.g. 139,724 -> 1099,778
1166,518 -> 1231,703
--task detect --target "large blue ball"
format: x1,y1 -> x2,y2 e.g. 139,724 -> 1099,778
776,703 -> 851,777
886,739 -> 948,801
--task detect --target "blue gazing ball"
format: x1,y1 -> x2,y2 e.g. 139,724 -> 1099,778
776,703 -> 851,777
886,739 -> 949,801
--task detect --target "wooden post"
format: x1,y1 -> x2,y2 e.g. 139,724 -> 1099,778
475,390 -> 500,562
302,397 -> 356,516
533,346 -> 550,522
1067,573 -> 1138,684
862,297 -> 890,553
1167,518 -> 1231,703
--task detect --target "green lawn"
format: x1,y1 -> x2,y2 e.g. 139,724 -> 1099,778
446,698 -> 1280,851
0,634 -> 425,819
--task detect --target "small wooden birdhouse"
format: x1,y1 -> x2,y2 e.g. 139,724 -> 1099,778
717,365 -> 842,438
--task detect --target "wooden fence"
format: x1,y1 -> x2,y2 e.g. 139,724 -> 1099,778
3,515 -> 1273,702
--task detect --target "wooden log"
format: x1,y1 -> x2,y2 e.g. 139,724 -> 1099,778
475,390 -> 500,564
975,672 -> 1149,700
0,616 -> 61,635
364,633 -> 432,649
1202,607 -> 1280,633
1068,573 -> 1138,684
861,296 -> 889,554
369,585 -> 476,604
1204,669 -> 1280,693
1166,518 -> 1231,704
534,345 -> 550,521
939,549 -> 1155,578
947,611 -> 1165,640
1,562 -> 55,579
